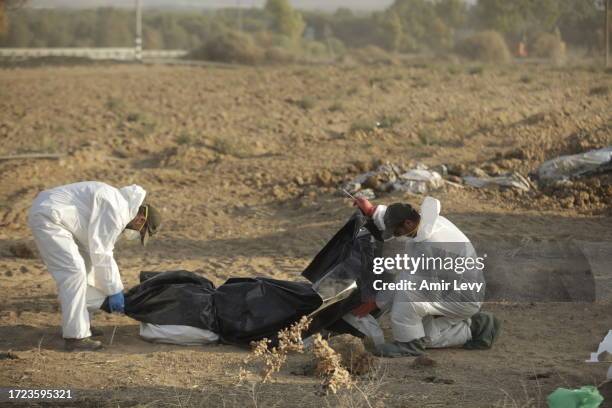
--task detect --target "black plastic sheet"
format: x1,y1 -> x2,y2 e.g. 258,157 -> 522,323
102,213 -> 380,346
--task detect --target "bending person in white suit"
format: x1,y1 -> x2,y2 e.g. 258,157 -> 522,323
28,181 -> 161,351
349,196 -> 500,357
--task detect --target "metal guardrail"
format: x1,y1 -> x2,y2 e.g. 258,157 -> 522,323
0,48 -> 188,61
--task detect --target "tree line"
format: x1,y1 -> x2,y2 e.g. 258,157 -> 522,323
0,0 -> 606,54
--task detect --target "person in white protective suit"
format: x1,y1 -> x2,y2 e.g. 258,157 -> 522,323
346,195 -> 500,357
28,181 -> 161,351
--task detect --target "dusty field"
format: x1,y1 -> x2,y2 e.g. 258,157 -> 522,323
0,61 -> 611,407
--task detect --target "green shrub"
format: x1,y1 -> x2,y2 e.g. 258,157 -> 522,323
264,46 -> 296,64
456,30 -> 511,63
304,40 -> 328,58
190,30 -> 264,65
350,45 -> 397,65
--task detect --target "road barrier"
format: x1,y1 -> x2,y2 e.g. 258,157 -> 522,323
0,48 -> 188,61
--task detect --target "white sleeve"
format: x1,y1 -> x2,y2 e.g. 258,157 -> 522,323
88,192 -> 126,296
371,205 -> 387,231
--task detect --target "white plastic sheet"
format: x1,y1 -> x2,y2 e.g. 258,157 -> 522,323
343,163 -> 444,195
139,323 -> 219,346
393,169 -> 444,194
463,172 -> 532,191
538,146 -> 612,183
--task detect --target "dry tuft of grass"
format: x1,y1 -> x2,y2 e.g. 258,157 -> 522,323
313,333 -> 354,395
241,316 -> 312,382
239,317 -> 358,395
456,30 -> 511,63
531,33 -> 566,64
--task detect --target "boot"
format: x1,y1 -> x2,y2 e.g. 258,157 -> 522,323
64,337 -> 103,352
463,312 -> 501,350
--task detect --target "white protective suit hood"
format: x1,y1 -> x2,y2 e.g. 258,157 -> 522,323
414,196 -> 440,242
119,185 -> 147,221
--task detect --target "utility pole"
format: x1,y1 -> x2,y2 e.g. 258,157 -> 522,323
606,0 -> 610,67
237,0 -> 243,32
135,0 -> 143,61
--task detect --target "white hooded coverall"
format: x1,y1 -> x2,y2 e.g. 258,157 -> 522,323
28,182 -> 146,339
346,196 -> 483,348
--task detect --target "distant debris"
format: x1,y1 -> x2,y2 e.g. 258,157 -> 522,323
537,147 -> 612,184
343,162 -> 444,197
0,153 -> 64,161
463,172 -> 533,192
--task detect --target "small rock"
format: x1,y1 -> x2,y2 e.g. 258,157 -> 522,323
272,186 -> 285,199
481,163 -> 501,176
470,168 -> 488,178
446,175 -> 463,184
353,160 -> 370,173
496,159 -> 514,170
294,176 -> 305,186
447,164 -> 466,177
598,351 -> 612,362
316,170 -> 334,187
363,175 -> 381,191
412,354 -> 436,368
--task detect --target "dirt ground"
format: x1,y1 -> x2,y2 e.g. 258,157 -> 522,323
0,61 -> 611,407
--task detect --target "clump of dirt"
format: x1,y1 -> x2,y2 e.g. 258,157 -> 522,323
8,241 -> 37,259
412,354 -> 436,368
541,175 -> 612,210
160,146 -> 218,169
326,334 -> 374,376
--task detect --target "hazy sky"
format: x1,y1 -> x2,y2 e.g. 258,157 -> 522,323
29,0 -> 397,12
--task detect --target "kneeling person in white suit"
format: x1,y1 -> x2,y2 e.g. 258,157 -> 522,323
28,181 -> 161,351
351,196 -> 500,357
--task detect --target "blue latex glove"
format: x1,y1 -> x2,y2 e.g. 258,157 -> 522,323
108,292 -> 125,313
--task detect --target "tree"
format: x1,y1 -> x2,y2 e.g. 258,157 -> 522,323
379,11 -> 403,51
94,8 -> 132,47
435,0 -> 467,28
387,0 -> 446,51
4,17 -> 32,46
557,0 -> 601,49
473,0 -> 561,39
264,0 -> 305,41
1,0 -> 28,36
143,27 -> 164,49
